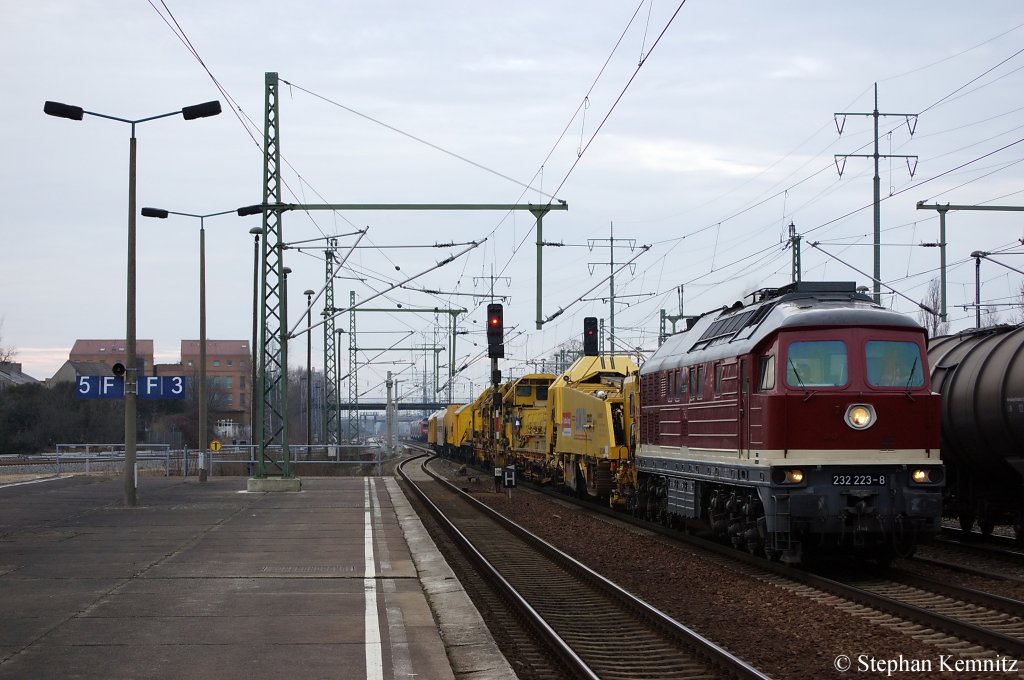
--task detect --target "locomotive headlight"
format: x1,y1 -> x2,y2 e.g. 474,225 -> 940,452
911,467 -> 944,484
844,403 -> 876,430
771,468 -> 805,485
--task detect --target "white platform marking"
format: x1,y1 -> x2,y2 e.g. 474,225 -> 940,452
364,477 -> 384,680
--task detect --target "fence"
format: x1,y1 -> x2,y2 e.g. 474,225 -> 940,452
32,443 -> 398,478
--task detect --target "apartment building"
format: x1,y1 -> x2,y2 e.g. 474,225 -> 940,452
64,338 -> 252,429
69,339 -> 155,376
178,340 -> 252,427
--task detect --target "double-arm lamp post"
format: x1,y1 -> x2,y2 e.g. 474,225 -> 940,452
44,98 -> 221,507
141,207 -> 236,457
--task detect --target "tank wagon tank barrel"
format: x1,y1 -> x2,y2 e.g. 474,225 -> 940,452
927,324 -> 1024,536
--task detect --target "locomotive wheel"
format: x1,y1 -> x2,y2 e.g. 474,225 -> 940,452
958,512 -> 976,533
875,547 -> 895,568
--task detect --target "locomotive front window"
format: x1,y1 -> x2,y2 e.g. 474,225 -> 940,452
785,341 -> 848,388
866,341 -> 924,387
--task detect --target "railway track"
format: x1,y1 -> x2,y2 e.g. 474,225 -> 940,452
821,570 -> 1024,657
913,533 -> 1024,583
470,464 -> 1024,664
399,454 -> 769,680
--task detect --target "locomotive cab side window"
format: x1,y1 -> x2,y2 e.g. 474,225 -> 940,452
785,341 -> 847,388
866,340 -> 924,387
757,356 -> 775,391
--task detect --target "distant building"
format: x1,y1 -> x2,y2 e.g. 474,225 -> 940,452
56,339 -> 253,438
0,362 -> 39,390
178,340 -> 252,428
69,339 -> 155,377
48,360 -> 113,386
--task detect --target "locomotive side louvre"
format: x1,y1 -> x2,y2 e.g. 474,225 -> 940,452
635,281 -> 944,563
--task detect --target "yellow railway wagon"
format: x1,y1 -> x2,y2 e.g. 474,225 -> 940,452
469,386 -> 497,465
450,402 -> 475,461
548,355 -> 638,499
503,373 -> 556,481
427,408 -> 447,452
441,404 -> 463,457
611,371 -> 640,509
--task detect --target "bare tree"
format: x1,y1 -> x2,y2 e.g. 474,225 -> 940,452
0,317 -> 15,364
918,279 -> 949,337
1016,281 -> 1024,325
982,305 -> 1003,327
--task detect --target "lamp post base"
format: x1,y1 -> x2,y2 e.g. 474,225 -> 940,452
247,476 -> 302,492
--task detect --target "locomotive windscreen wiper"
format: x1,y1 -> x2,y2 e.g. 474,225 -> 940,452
905,356 -> 919,388
788,358 -> 805,387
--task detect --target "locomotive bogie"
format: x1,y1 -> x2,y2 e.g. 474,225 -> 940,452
636,457 -> 942,561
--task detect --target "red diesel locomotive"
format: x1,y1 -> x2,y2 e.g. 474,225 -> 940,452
634,281 -> 944,564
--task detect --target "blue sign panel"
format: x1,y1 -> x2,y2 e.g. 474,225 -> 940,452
76,376 -> 186,400
77,376 -> 124,399
138,376 -> 187,400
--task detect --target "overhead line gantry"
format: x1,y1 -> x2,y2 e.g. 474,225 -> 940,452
243,72 -> 567,480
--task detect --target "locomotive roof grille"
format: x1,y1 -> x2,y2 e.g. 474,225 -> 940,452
691,304 -> 774,351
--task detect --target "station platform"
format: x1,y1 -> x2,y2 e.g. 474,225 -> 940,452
0,473 -> 516,680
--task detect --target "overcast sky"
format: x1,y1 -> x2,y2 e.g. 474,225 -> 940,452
5,1 -> 1024,400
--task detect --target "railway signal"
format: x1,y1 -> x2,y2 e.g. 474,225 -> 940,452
487,303 -> 504,358
583,317 -> 598,355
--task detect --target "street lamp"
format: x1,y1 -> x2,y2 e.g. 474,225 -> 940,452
304,288 -> 315,448
44,98 -> 221,507
248,226 -> 263,443
336,328 -> 346,444
141,207 -> 235,458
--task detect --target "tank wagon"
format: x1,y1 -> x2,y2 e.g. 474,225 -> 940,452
634,281 -> 944,563
928,324 -> 1024,537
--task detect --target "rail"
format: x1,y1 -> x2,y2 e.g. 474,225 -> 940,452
398,453 -> 770,679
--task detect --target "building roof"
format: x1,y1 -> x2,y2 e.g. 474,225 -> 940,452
0,362 -> 39,387
66,360 -> 113,376
180,340 -> 251,356
71,339 -> 155,356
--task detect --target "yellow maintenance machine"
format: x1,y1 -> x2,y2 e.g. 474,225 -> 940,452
502,373 -> 557,483
547,354 -> 639,503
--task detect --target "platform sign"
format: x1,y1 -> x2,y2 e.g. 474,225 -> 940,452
76,376 -> 124,399
76,376 -> 186,400
137,376 -> 186,400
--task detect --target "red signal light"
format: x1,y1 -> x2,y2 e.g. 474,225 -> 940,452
486,303 -> 504,358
